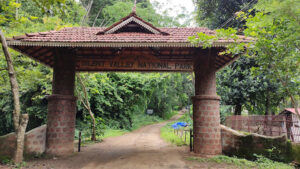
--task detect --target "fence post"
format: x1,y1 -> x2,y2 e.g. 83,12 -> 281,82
78,131 -> 81,152
184,130 -> 186,143
190,128 -> 193,152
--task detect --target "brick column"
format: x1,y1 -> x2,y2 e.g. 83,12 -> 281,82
46,49 -> 76,156
192,49 -> 222,156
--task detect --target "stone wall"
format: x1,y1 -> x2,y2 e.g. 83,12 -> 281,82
221,125 -> 293,162
0,125 -> 47,158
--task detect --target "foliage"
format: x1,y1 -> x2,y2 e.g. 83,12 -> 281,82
80,0 -> 183,27
220,105 -> 234,124
187,155 -> 294,169
0,0 -> 193,137
217,56 -> 284,115
190,0 -> 300,115
194,0 -> 256,29
76,116 -> 106,140
75,73 -> 192,130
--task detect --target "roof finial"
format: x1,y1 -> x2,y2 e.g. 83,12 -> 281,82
132,0 -> 137,14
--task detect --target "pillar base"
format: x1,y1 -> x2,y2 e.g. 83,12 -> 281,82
192,94 -> 222,156
46,94 -> 77,156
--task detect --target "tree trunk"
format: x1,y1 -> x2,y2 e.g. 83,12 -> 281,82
14,114 -> 29,163
80,0 -> 93,25
92,7 -> 103,27
0,30 -> 20,130
89,109 -> 96,141
265,90 -> 270,115
0,30 -> 28,163
77,74 -> 97,141
234,104 -> 242,115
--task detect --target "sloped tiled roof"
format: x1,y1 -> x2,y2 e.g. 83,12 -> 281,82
7,27 -> 250,48
5,12 -> 251,72
282,108 -> 300,115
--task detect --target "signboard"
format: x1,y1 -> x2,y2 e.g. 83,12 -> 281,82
146,109 -> 154,115
76,55 -> 193,72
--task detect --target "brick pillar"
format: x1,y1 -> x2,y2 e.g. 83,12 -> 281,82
46,49 -> 76,156
192,49 -> 221,156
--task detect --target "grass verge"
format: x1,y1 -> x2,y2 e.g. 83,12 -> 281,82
160,122 -> 190,146
160,110 -> 191,146
187,155 -> 294,169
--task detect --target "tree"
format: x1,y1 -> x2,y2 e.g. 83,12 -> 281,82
79,0 -> 182,27
76,74 -> 97,141
194,0 -> 256,29
217,56 -> 283,115
0,0 -> 83,163
0,30 -> 29,163
190,0 -> 300,116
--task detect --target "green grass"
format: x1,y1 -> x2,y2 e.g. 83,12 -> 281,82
164,110 -> 179,120
100,129 -> 128,139
131,113 -> 163,130
160,110 -> 192,146
187,155 -> 294,169
160,122 -> 190,146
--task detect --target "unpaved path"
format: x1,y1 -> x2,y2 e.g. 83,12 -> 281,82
26,111 -> 192,169
1,110 -> 238,169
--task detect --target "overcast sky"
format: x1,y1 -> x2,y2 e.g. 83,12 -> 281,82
150,0 -> 196,26
150,0 -> 195,16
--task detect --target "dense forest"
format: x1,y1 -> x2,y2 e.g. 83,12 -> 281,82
0,0 -> 299,139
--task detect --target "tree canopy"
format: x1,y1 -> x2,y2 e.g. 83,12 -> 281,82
190,0 -> 300,115
0,0 -> 194,136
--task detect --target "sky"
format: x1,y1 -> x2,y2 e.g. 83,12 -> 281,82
150,0 -> 195,16
150,0 -> 196,26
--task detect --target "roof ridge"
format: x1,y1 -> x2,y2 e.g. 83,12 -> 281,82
96,12 -> 169,35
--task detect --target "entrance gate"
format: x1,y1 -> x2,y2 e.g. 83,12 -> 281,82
7,11 -> 249,156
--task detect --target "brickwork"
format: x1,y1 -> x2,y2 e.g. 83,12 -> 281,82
46,95 -> 76,155
193,49 -> 222,156
0,125 -> 47,158
225,115 -> 287,136
46,49 -> 77,156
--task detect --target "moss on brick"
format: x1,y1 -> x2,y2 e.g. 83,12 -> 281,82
221,125 -> 293,163
292,143 -> 300,163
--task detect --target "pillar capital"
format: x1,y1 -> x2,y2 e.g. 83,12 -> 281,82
47,94 -> 77,101
192,95 -> 220,101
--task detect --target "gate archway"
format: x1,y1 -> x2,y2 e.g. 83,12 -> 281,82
7,11 -> 249,156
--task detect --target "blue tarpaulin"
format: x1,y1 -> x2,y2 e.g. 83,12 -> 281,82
171,124 -> 179,129
176,122 -> 188,127
171,122 -> 188,129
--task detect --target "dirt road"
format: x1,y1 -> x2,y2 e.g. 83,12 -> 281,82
26,112 -> 192,169
1,111 -> 239,169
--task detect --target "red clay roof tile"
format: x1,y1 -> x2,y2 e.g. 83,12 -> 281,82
8,27 -> 249,44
